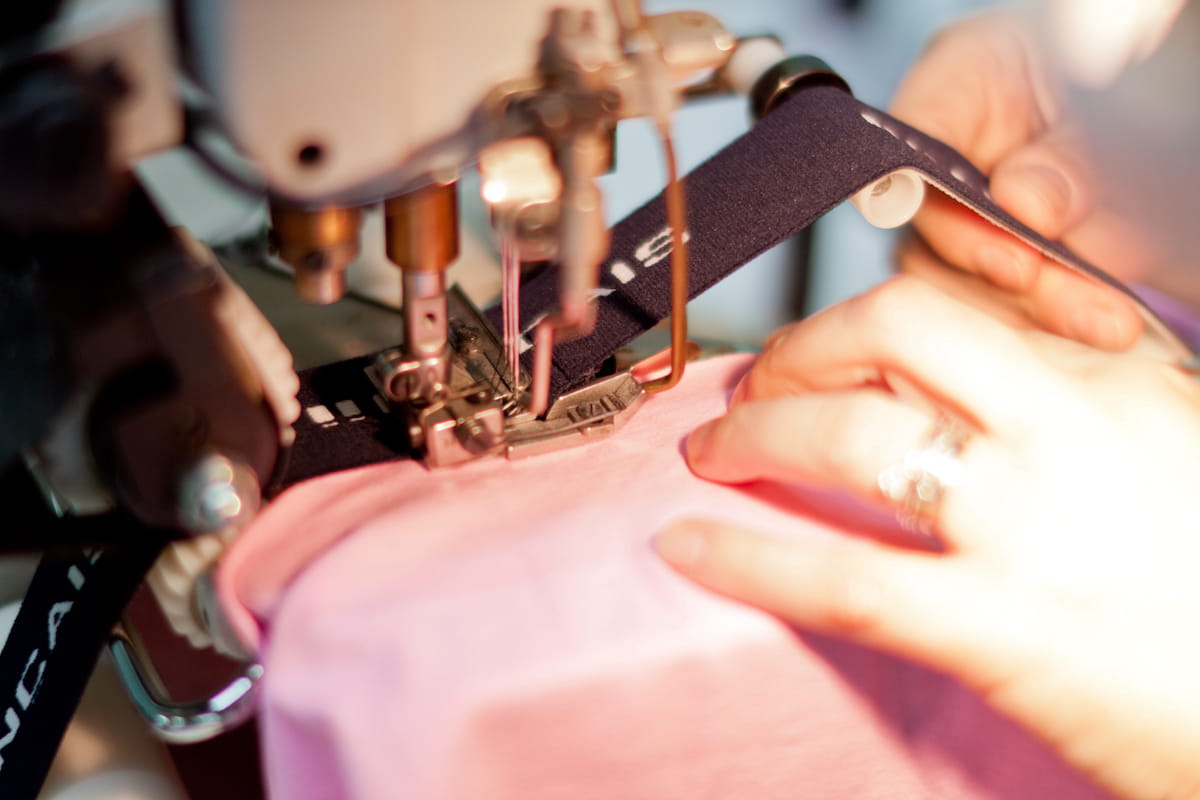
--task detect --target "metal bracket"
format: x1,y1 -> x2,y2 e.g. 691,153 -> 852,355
109,624 -> 262,745
370,286 -> 646,468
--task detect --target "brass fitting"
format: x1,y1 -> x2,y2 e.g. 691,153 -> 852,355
384,182 -> 459,274
269,203 -> 363,304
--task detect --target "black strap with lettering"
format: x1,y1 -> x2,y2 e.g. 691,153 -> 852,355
489,84 -> 1184,397
0,541 -> 166,798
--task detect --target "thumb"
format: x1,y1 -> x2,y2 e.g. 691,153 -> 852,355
988,123 -> 1095,240
889,14 -> 1060,173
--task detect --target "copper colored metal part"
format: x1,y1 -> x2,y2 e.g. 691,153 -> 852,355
640,132 -> 688,394
384,182 -> 461,404
269,203 -> 363,304
384,182 -> 460,273
630,339 -> 701,384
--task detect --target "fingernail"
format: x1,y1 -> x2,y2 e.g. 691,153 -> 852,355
654,522 -> 709,568
976,243 -> 1033,289
1066,306 -> 1131,349
1021,163 -> 1073,223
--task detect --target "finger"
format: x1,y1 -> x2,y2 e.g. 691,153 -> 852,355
898,236 -> 1142,351
1021,256 -> 1143,350
654,519 -> 1033,689
688,390 -> 1003,552
696,376 -> 1012,551
910,128 -> 1095,292
738,276 -> 1068,433
897,236 -> 1039,330
890,14 -> 1060,172
1062,207 -> 1165,285
989,122 -> 1096,240
686,391 -> 929,497
908,192 -> 1043,292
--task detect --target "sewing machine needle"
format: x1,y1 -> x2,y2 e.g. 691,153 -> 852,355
501,236 -> 522,393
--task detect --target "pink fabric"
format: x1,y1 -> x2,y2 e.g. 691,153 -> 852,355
218,354 -> 1109,800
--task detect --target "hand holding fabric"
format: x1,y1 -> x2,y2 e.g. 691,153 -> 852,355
658,276 -> 1200,800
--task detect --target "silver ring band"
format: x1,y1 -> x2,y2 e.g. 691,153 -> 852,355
877,414 -> 970,533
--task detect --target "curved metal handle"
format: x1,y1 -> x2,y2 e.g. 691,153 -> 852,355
109,628 -> 262,745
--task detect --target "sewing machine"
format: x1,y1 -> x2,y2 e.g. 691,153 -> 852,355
0,0 -> 873,786
3,0 -> 804,531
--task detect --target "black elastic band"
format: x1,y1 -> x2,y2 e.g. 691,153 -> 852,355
281,354 -> 412,488
0,540 -> 166,798
489,84 -> 1177,397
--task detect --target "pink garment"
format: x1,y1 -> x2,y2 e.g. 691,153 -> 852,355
218,354 -> 1109,800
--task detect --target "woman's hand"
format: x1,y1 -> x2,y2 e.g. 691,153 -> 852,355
890,13 -> 1150,350
657,276 -> 1200,800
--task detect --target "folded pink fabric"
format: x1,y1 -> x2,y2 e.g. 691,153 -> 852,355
218,354 -> 1107,799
